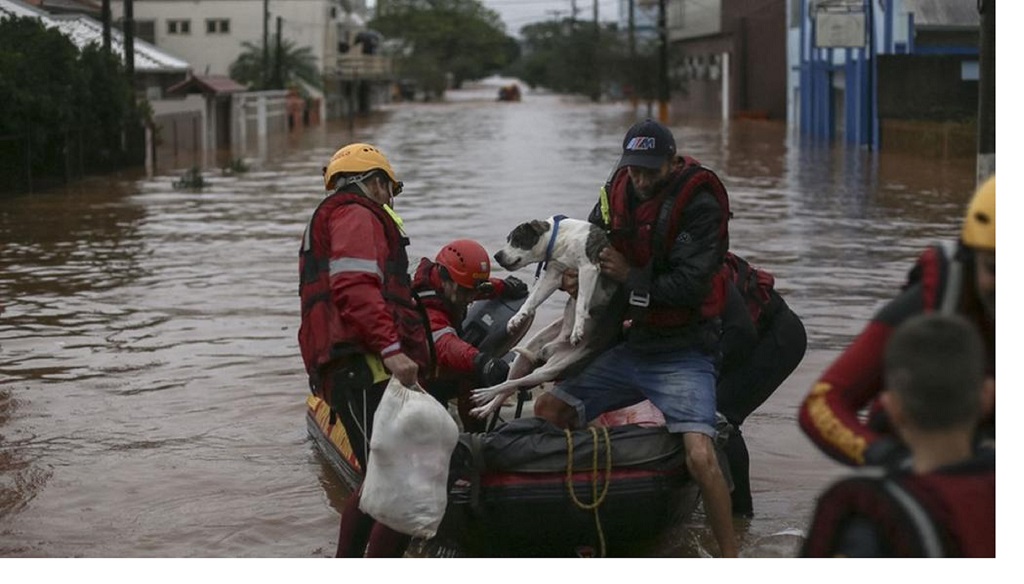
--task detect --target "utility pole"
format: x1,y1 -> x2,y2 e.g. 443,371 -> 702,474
629,0 -> 636,108
657,0 -> 669,122
101,0 -> 110,54
592,0 -> 600,102
124,0 -> 134,83
263,0 -> 270,88
570,0 -> 578,28
274,16 -> 283,88
977,0 -> 995,182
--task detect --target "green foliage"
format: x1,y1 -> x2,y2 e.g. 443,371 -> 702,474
0,16 -> 85,137
172,166 -> 206,190
505,19 -> 661,102
229,35 -> 322,91
0,15 -> 146,181
370,0 -> 518,96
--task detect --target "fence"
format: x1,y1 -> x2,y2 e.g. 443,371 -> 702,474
0,126 -> 144,195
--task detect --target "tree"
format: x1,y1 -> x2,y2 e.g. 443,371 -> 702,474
370,0 -> 518,97
0,15 -> 144,188
507,18 -> 658,103
229,35 -> 322,91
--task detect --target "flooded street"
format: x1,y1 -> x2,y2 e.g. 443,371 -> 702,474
0,85 -> 978,558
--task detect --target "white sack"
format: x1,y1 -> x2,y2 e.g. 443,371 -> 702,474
358,376 -> 459,538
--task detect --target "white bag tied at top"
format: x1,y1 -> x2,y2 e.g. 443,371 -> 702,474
358,376 -> 459,538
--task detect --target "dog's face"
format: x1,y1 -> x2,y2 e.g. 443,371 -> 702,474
494,219 -> 552,271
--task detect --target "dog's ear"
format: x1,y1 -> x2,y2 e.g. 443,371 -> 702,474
529,219 -> 551,235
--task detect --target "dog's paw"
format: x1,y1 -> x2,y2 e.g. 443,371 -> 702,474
570,327 -> 585,346
470,385 -> 497,405
507,311 -> 532,334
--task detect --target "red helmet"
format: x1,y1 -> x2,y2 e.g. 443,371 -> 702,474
436,239 -> 491,290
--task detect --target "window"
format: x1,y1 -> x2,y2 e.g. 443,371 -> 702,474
206,19 -> 230,34
167,19 -> 191,35
136,20 -> 156,44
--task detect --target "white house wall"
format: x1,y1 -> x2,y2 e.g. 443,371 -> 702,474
110,0 -> 340,78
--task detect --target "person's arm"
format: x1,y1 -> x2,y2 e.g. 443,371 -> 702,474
799,284 -> 926,466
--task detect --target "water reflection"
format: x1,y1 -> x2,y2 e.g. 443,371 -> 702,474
0,90 -> 976,557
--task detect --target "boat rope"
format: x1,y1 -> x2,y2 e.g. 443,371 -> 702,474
564,426 -> 612,557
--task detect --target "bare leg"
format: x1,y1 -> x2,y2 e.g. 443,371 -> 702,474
533,392 -> 580,429
683,432 -> 738,557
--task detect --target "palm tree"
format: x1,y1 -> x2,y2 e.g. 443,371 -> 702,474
229,35 -> 322,91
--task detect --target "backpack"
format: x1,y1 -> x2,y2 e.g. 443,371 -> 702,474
724,252 -> 777,325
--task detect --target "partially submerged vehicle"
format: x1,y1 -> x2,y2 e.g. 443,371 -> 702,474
305,297 -> 730,557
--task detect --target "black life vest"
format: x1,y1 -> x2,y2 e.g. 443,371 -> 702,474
297,190 -> 430,390
604,156 -> 731,327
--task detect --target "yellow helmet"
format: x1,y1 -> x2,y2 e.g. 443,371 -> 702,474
322,143 -> 399,190
961,175 -> 995,251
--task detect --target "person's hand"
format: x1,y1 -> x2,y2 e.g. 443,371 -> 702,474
383,353 -> 419,388
598,246 -> 630,283
559,269 -> 579,298
501,276 -> 528,300
474,353 -> 510,386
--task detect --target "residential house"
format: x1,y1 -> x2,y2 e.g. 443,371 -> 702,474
108,0 -> 394,119
0,0 -> 190,100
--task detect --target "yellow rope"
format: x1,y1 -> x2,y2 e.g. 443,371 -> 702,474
564,426 -> 613,557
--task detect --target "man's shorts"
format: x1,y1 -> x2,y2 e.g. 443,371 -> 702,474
548,342 -> 718,437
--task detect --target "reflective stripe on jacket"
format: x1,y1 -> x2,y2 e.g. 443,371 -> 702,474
298,190 -> 430,392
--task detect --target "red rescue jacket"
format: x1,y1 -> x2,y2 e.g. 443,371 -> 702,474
298,190 -> 430,393
799,243 -> 995,465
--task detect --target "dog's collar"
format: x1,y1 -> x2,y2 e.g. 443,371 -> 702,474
535,214 -> 568,279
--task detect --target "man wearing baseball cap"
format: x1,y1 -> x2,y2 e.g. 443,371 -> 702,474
535,119 -> 738,557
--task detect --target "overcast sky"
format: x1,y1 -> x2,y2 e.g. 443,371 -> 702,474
479,0 -> 622,35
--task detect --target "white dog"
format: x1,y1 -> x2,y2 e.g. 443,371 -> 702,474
469,216 -> 622,419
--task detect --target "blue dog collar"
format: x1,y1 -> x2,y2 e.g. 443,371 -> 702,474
535,214 -> 568,279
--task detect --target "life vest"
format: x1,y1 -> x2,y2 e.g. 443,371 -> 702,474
602,156 -> 731,327
298,190 -> 430,392
723,252 -> 780,328
802,450 -> 995,557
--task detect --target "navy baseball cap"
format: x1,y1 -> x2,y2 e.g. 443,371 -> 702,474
618,118 -> 676,169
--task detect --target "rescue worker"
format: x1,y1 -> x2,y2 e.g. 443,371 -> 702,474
802,313 -> 995,557
298,142 -> 428,558
717,251 -> 806,517
412,239 -> 528,431
799,176 -> 995,467
533,118 -> 738,557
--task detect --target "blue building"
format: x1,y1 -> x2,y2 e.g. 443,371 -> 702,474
789,0 -> 980,148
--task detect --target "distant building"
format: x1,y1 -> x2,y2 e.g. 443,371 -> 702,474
662,0 -> 788,121
106,0 -> 394,119
788,0 -> 981,149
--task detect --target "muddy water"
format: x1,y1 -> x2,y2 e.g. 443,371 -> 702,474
0,85 -> 978,558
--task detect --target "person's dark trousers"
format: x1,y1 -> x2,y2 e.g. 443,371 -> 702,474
327,373 -> 411,557
716,303 -> 807,516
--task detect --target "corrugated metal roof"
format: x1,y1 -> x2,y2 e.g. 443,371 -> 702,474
167,74 -> 247,96
0,0 -> 190,72
904,0 -> 980,29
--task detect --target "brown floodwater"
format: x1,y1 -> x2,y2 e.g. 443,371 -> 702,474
0,84 -> 979,558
